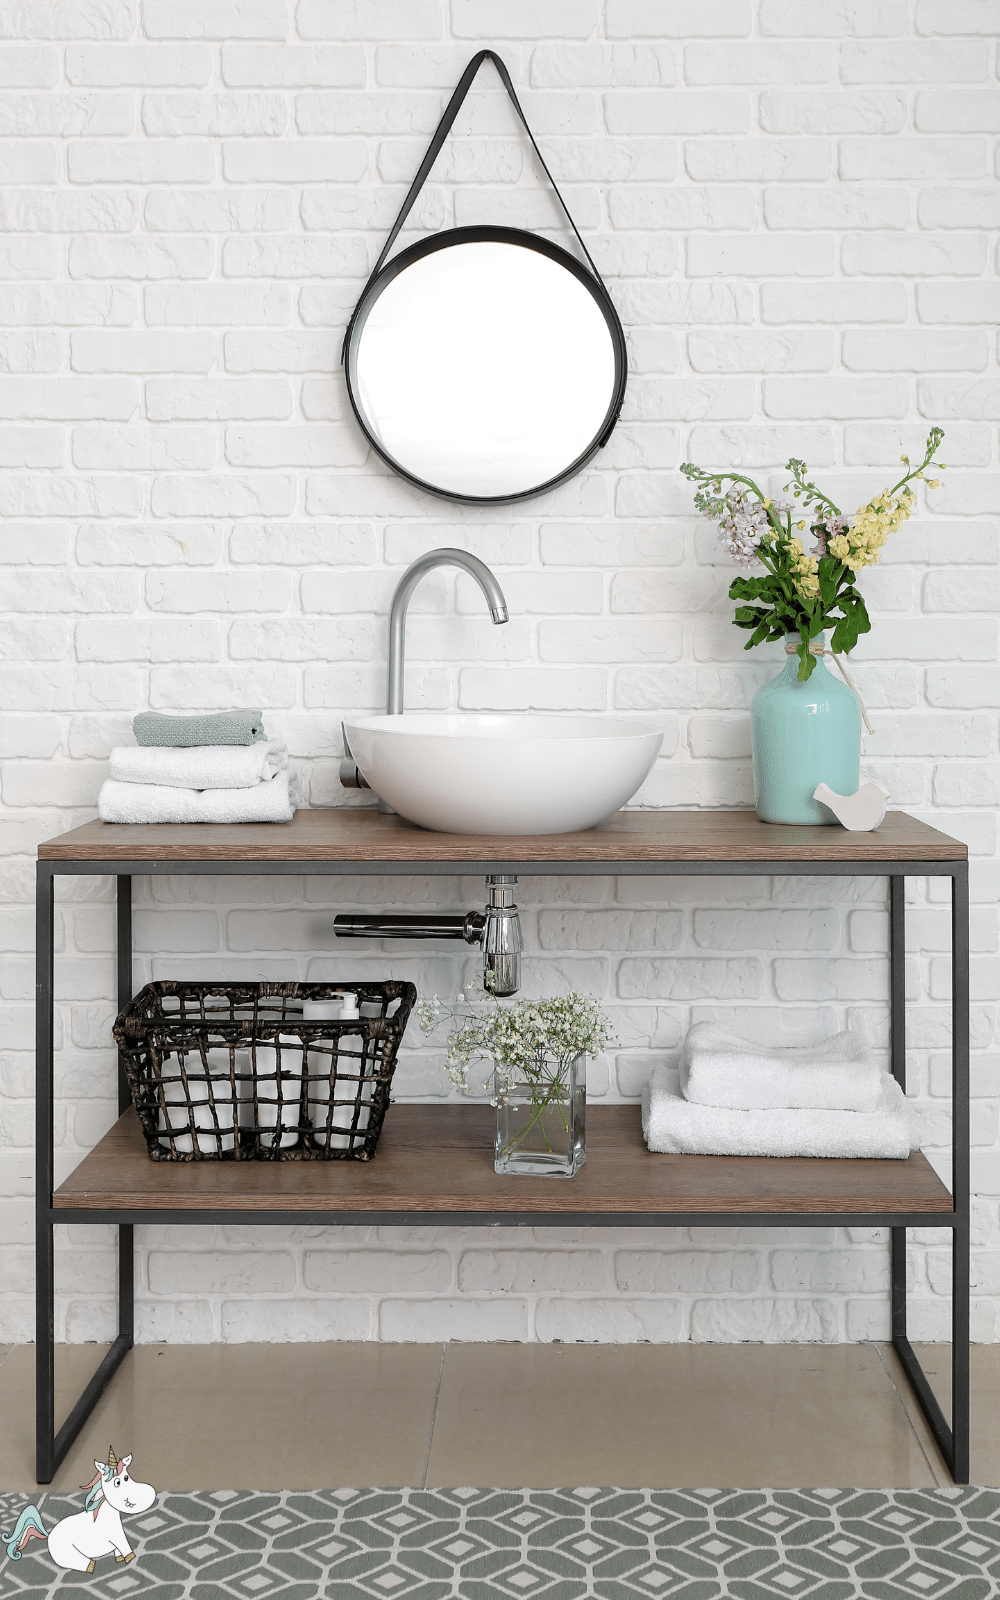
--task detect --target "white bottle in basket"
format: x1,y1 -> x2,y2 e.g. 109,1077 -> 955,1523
158,1053 -> 236,1155
254,1034 -> 302,1150
330,991 -> 370,1152
302,996 -> 341,1147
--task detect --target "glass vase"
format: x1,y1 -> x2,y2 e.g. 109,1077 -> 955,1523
494,1053 -> 586,1177
751,633 -> 861,825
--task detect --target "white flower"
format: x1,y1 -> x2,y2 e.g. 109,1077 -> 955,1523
709,490 -> 790,568
419,988 -> 616,1105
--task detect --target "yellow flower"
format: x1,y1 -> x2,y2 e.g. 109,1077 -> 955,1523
783,536 -> 820,602
829,534 -> 850,560
797,521 -> 805,530
928,478 -> 940,488
845,481 -> 915,567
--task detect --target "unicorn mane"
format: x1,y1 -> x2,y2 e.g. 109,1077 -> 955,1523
81,1468 -> 106,1519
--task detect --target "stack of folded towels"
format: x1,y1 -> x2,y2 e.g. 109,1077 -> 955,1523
98,710 -> 298,825
642,1022 -> 918,1160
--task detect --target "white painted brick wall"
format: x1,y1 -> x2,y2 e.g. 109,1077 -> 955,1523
0,0 -> 997,1349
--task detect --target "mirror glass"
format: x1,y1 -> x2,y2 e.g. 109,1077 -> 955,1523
345,229 -> 626,504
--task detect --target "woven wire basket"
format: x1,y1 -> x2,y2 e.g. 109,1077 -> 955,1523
113,980 -> 417,1162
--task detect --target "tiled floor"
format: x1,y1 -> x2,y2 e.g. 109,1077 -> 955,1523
0,1341 -> 996,1493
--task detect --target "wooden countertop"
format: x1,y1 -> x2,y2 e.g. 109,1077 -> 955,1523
38,807 -> 966,864
53,1105 -> 953,1218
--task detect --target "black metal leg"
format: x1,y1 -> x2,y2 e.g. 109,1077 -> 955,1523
950,863 -> 971,1483
34,869 -> 134,1484
889,876 -> 907,1343
35,863 -> 56,1484
117,876 -> 135,1349
889,866 -> 971,1484
117,874 -> 132,1115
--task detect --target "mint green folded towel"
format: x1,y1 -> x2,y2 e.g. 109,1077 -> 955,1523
133,710 -> 266,747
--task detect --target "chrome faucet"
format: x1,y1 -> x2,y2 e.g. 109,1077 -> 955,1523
335,548 -> 520,992
340,546 -> 510,801
386,546 -> 509,716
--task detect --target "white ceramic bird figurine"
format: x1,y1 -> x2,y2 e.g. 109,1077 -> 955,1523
813,782 -> 890,832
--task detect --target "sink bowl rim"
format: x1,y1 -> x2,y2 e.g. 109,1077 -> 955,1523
345,711 -> 665,742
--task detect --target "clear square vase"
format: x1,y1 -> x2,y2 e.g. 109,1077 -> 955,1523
494,1053 -> 586,1178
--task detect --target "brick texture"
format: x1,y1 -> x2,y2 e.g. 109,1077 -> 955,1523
1,0 -> 997,1351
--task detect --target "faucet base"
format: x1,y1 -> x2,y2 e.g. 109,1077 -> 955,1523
338,758 -> 370,790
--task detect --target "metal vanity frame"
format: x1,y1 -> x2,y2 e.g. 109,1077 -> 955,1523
35,812 -> 970,1485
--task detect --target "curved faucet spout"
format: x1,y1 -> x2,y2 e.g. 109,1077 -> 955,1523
387,546 -> 509,717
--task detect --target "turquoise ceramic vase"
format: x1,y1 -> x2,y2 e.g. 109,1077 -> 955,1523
751,635 -> 861,825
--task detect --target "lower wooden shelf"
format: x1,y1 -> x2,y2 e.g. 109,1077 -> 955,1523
53,1105 -> 954,1219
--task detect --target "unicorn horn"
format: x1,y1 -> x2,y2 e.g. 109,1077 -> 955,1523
108,1446 -> 118,1471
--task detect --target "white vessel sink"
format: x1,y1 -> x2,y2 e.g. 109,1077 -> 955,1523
343,712 -> 664,836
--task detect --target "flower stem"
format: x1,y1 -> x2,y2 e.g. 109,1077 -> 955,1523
499,1070 -> 572,1159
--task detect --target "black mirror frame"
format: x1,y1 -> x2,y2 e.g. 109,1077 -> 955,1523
343,223 -> 628,507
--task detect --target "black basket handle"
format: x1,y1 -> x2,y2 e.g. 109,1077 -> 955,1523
342,48 -> 609,363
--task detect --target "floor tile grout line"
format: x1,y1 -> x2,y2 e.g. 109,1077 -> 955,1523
874,1341 -> 950,1488
420,1341 -> 448,1491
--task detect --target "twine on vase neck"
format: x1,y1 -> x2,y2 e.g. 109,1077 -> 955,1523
784,639 -> 874,735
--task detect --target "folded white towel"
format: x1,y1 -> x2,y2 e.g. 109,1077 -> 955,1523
642,1063 -> 918,1160
109,739 -> 287,791
98,771 -> 297,825
679,1022 -> 884,1113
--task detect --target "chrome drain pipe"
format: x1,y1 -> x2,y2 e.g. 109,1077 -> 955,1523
333,912 -> 485,943
481,875 -> 522,998
333,875 -> 522,997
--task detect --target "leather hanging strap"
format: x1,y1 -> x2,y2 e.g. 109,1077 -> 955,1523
342,48 -> 610,363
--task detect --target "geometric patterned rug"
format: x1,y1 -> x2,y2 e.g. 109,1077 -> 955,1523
2,1486 -> 999,1600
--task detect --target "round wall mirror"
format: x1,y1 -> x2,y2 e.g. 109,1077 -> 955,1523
344,225 -> 627,505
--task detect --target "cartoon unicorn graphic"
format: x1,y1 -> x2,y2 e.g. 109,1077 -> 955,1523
3,1446 -> 156,1573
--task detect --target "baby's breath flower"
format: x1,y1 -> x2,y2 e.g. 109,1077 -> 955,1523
419,987 -> 615,1106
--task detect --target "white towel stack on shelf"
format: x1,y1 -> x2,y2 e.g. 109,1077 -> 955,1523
99,734 -> 298,824
642,1023 -> 918,1160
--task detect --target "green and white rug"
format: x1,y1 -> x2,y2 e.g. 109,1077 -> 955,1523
2,1487 -> 998,1599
